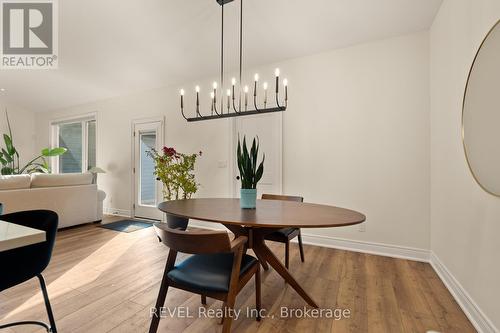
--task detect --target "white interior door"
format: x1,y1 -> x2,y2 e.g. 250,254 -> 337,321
233,113 -> 283,198
133,120 -> 164,220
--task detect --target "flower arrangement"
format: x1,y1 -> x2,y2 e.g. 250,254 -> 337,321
148,146 -> 201,200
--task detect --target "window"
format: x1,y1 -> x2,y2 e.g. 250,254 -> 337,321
51,116 -> 96,173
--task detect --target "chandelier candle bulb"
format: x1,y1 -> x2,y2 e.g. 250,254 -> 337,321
213,83 -> 218,105
283,79 -> 288,105
210,92 -> 215,114
231,81 -> 236,104
275,72 -> 280,94
263,82 -> 268,108
244,85 -> 249,111
253,75 -> 258,97
180,89 -> 184,109
195,86 -> 200,116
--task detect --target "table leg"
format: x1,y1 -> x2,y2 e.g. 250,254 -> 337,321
223,224 -> 269,270
252,229 -> 318,308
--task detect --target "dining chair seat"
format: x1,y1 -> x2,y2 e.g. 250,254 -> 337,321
261,194 -> 305,270
266,227 -> 298,239
168,253 -> 258,293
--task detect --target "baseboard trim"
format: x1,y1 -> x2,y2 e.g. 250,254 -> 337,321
103,207 -> 132,218
430,252 -> 498,333
300,233 -> 430,262
188,220 -> 429,262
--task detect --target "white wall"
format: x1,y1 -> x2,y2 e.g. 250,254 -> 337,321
34,90 -> 232,214
35,31 -> 430,250
430,0 -> 500,330
0,98 -> 36,168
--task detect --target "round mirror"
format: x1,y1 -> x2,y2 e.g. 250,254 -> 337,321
463,20 -> 500,196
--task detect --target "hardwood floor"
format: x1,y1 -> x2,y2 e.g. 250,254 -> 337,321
0,216 -> 475,333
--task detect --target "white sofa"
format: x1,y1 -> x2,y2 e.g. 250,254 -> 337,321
0,173 -> 106,229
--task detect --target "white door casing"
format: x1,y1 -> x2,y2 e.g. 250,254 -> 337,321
132,118 -> 164,220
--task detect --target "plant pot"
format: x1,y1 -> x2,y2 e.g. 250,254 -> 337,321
166,213 -> 189,230
240,188 -> 257,209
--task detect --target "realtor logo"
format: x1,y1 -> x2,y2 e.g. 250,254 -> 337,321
1,0 -> 58,69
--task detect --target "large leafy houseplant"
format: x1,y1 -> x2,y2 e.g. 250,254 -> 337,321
148,146 -> 201,201
148,146 -> 201,230
237,136 -> 264,208
0,111 -> 67,175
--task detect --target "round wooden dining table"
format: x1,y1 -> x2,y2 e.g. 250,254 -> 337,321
158,198 -> 366,308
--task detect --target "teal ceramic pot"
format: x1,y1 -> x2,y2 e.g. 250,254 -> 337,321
240,189 -> 257,209
0,203 -> 3,215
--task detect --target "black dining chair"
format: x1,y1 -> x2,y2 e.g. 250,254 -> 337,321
0,210 -> 58,333
262,194 -> 305,269
149,223 -> 261,333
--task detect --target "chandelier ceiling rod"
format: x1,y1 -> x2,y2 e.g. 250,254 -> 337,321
220,1 -> 224,113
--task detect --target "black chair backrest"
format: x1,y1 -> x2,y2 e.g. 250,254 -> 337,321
262,194 -> 304,202
154,223 -> 231,254
0,210 -> 58,291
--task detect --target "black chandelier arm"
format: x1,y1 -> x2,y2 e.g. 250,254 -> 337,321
181,107 -> 188,120
196,106 -> 204,118
253,95 -> 261,112
276,93 -> 282,108
232,92 -> 240,113
213,98 -> 221,116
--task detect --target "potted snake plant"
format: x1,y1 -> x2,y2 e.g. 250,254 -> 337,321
237,136 -> 265,209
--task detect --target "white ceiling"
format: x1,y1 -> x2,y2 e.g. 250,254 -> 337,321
0,0 -> 442,112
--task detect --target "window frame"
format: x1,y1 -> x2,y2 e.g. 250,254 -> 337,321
50,113 -> 97,174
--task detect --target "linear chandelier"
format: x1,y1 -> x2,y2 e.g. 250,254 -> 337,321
180,0 -> 288,122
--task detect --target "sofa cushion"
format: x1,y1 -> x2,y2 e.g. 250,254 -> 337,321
0,174 -> 31,190
31,173 -> 93,188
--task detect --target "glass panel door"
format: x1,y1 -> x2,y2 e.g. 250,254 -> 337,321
139,132 -> 156,206
133,120 -> 164,221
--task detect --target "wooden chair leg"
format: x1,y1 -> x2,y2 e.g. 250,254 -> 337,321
222,296 -> 236,333
285,240 -> 290,269
201,295 -> 207,305
149,266 -> 170,333
220,302 -> 226,325
255,266 -> 261,322
298,231 -> 305,263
